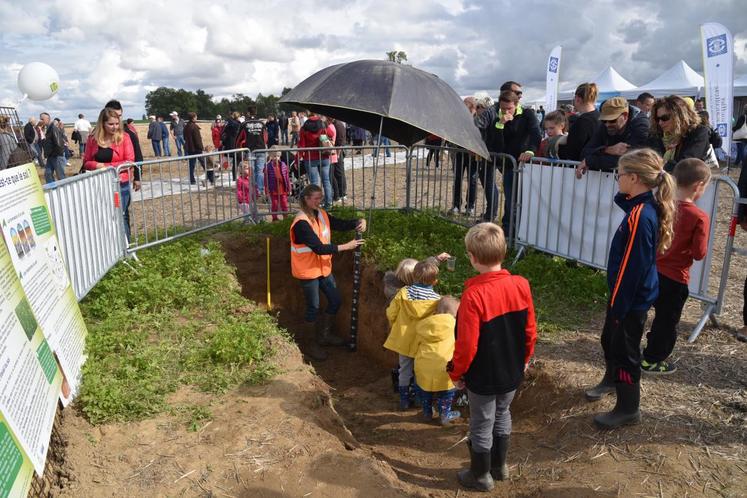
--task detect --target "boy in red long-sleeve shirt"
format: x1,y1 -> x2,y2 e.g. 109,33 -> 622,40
641,158 -> 711,374
448,223 -> 537,492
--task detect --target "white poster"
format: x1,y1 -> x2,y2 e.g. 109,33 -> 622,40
701,23 -> 734,154
0,164 -> 87,405
545,46 -> 562,112
517,163 -> 718,298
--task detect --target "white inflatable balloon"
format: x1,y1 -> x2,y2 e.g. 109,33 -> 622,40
17,62 -> 60,101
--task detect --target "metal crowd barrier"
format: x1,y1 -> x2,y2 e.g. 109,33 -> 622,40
43,167 -> 127,300
513,156 -> 740,341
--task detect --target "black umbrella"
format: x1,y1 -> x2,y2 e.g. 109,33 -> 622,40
279,59 -> 489,158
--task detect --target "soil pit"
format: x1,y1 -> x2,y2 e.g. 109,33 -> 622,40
219,234 -> 747,497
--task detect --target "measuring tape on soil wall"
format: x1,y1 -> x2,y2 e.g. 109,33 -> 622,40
348,231 -> 363,352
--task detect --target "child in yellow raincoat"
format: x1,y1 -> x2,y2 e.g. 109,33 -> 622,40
385,258 -> 440,410
413,296 -> 461,424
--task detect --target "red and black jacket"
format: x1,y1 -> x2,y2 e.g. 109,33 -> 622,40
449,270 -> 537,395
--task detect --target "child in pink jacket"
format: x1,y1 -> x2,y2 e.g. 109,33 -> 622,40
236,162 -> 252,217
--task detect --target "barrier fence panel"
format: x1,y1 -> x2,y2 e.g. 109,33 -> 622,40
122,148 -> 253,252
408,145 -> 518,233
514,156 -> 739,340
43,167 -> 126,301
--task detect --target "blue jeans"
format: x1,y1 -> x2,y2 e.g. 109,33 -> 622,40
374,135 -> 391,157
44,155 -> 65,183
252,151 -> 267,195
175,135 -> 185,156
120,182 -> 131,242
151,140 -> 161,157
307,159 -> 333,206
188,156 -> 214,184
162,139 -> 171,156
299,274 -> 341,322
78,142 -> 86,156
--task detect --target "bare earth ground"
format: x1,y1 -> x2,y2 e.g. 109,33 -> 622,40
40,130 -> 747,496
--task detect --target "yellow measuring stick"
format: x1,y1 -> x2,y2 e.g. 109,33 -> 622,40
266,237 -> 272,310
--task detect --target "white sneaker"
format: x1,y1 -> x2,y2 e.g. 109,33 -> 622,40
449,207 -> 460,216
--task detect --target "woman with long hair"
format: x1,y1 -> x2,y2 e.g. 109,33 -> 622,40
83,108 -> 135,239
289,184 -> 365,361
560,82 -> 599,161
648,95 -> 709,172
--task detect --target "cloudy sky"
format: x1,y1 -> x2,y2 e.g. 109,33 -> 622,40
1,0 -> 746,122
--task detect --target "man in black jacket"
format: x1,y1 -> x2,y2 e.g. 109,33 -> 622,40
580,97 -> 650,175
484,90 -> 541,231
236,106 -> 267,196
40,112 -> 66,183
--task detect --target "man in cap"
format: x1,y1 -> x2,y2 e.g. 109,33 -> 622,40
579,96 -> 650,174
170,111 -> 185,156
147,115 -> 161,157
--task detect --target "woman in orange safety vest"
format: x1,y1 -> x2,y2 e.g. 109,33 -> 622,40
290,184 -> 366,361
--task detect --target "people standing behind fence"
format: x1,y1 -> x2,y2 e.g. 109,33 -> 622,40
266,114 -> 280,147
585,148 -> 675,430
211,115 -> 223,150
732,104 -> 747,170
578,97 -> 650,177
170,111 -> 185,157
640,159 -> 711,374
278,112 -> 289,145
330,117 -> 347,202
73,113 -> 91,157
236,106 -> 267,197
24,117 -> 40,164
634,92 -> 655,119
184,112 -> 214,187
0,116 -> 16,170
104,99 -> 144,174
83,108 -> 136,239
484,89 -> 541,231
236,161 -> 252,218
348,124 -> 366,149
298,112 -> 336,208
40,112 -> 66,183
648,96 -> 709,173
557,83 -> 600,162
448,223 -> 537,491
56,119 -> 73,165
158,116 -> 171,157
289,111 -> 301,147
451,95 -> 483,216
537,111 -> 567,159
424,134 -> 443,168
290,184 -> 366,361
264,147 -> 290,221
147,115 -> 161,157
221,112 -> 241,180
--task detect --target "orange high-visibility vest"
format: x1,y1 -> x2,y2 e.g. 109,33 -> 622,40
289,209 -> 333,279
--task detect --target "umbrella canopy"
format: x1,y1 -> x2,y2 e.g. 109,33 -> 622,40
279,60 -> 489,158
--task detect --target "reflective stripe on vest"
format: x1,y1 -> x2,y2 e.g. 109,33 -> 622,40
289,209 -> 333,279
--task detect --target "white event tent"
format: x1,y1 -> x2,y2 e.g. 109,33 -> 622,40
558,66 -> 637,100
621,60 -> 704,99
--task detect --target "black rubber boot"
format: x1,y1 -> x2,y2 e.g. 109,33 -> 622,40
305,320 -> 328,361
317,314 -> 345,347
585,363 -> 615,401
490,435 -> 510,481
457,442 -> 495,492
593,382 -> 641,429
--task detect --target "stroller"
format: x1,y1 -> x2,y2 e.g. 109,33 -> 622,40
286,151 -> 309,202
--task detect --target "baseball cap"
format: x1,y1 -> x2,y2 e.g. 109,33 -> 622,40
149,115 -> 155,119
216,114 -> 222,120
169,111 -> 178,116
599,97 -> 629,121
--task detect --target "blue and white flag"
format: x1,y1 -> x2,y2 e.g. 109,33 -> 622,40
701,23 -> 734,155
546,46 -> 562,112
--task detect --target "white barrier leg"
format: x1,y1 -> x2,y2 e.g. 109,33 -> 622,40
688,303 -> 716,343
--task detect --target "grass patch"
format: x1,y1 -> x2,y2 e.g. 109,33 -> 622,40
237,208 -> 608,335
78,238 -> 288,425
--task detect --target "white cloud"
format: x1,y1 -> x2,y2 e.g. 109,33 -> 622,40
0,0 -> 745,122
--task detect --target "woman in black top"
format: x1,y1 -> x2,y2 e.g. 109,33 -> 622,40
648,96 -> 709,172
559,82 -> 600,161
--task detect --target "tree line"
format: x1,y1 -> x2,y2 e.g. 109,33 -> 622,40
144,87 -> 299,119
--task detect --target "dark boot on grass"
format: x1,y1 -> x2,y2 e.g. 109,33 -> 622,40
457,442 -> 494,492
585,363 -> 615,401
593,382 -> 641,429
317,313 -> 345,347
490,435 -> 510,481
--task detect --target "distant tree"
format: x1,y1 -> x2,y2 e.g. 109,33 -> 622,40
386,51 -> 407,64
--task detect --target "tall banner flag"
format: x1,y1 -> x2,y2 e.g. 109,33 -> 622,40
546,46 -> 562,112
700,23 -> 734,154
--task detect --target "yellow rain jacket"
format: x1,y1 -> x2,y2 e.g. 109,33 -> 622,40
384,287 -> 438,357
413,313 -> 456,392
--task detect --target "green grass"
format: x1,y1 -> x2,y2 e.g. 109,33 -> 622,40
238,208 -> 609,335
78,238 -> 288,425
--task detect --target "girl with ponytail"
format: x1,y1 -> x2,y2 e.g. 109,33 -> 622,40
585,148 -> 675,429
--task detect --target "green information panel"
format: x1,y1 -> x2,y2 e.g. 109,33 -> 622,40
29,207 -> 51,236
0,423 -> 23,498
35,340 -> 57,385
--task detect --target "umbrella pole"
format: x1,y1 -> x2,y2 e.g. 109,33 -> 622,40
367,116 -> 385,231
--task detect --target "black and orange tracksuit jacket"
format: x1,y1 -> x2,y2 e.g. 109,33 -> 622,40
448,270 -> 537,395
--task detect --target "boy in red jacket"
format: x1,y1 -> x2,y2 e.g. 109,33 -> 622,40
448,223 -> 537,492
641,158 -> 711,374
